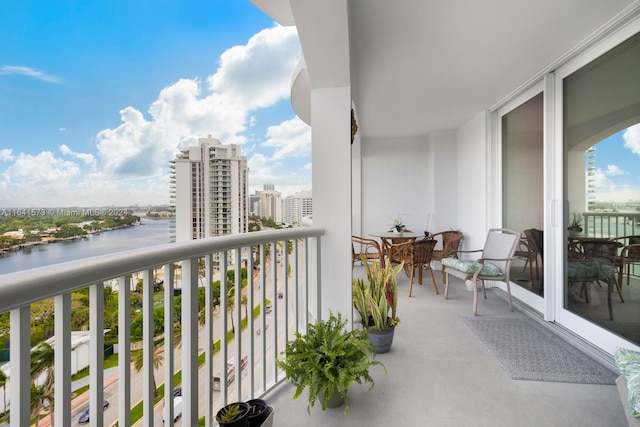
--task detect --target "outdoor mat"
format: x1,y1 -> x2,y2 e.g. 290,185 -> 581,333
461,317 -> 618,384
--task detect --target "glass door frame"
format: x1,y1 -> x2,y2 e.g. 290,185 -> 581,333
493,81 -> 547,315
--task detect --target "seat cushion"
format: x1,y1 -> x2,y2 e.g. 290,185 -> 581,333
567,260 -> 599,280
441,258 -> 501,276
614,347 -> 640,419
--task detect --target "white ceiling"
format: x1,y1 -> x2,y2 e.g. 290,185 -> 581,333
252,0 -> 639,139
348,0 -> 638,139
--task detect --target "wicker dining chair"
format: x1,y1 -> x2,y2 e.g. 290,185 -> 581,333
430,230 -> 464,282
352,235 -> 384,268
611,235 -> 640,286
514,228 -> 542,284
389,238 -> 438,296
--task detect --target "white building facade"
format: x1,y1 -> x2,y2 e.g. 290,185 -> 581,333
259,184 -> 282,222
282,190 -> 312,227
170,135 -> 248,242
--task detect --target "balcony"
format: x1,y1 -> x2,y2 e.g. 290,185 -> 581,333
0,226 -> 629,426
265,266 -> 627,427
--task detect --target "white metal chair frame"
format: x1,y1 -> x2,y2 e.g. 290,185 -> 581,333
444,228 -> 521,315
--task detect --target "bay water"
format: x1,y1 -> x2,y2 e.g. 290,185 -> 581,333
0,218 -> 171,276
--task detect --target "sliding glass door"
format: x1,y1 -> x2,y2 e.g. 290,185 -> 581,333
562,30 -> 640,346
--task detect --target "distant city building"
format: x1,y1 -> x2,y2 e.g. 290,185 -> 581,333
282,191 -> 313,227
169,135 -> 248,242
249,190 -> 261,216
259,183 -> 282,222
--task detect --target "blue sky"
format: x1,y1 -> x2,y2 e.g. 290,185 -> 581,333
592,125 -> 640,204
0,1 -> 310,207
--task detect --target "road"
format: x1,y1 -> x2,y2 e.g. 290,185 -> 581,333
62,242 -> 303,426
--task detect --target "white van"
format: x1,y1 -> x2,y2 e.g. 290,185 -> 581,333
163,395 -> 182,422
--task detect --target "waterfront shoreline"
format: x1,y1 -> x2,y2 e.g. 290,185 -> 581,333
0,223 -> 138,257
0,219 -> 171,276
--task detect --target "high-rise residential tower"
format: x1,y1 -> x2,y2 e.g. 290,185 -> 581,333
170,135 -> 248,242
259,183 -> 282,222
282,190 -> 313,227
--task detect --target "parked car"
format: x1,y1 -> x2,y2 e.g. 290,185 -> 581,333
162,395 -> 183,423
173,386 -> 182,397
265,304 -> 272,313
78,400 -> 109,424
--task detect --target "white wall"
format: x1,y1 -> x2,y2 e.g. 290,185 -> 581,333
430,130 -> 458,234
360,136 -> 429,235
456,111 -> 490,254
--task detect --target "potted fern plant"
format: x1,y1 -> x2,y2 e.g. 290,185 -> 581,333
276,311 -> 385,415
353,257 -> 403,353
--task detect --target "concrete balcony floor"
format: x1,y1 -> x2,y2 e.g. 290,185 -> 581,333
264,266 -> 628,427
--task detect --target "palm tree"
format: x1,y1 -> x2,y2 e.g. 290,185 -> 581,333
226,287 -> 236,333
0,369 -> 7,421
30,384 -> 46,427
30,342 -> 55,427
132,344 -> 164,398
241,294 -> 248,319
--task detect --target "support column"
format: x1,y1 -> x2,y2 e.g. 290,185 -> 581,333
311,86 -> 352,322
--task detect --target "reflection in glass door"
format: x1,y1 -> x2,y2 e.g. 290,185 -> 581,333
502,93 -> 544,296
563,31 -> 640,345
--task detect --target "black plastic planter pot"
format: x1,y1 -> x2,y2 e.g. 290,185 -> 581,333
246,399 -> 268,427
216,402 -> 250,427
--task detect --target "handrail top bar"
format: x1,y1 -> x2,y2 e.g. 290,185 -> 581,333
0,227 -> 324,313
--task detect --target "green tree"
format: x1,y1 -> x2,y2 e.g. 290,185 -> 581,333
0,369 -> 6,420
132,345 -> 164,398
30,384 -> 46,427
30,342 -> 55,426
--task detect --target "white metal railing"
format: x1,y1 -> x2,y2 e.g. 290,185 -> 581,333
0,227 -> 324,427
583,212 -> 640,238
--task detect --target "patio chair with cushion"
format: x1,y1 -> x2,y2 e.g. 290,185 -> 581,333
442,228 -> 520,315
430,230 -> 464,282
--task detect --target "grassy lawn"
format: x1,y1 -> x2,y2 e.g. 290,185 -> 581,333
110,302 -> 266,425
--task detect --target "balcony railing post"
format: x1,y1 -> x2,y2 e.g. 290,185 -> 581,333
142,269 -> 154,426
234,247 -> 243,402
118,275 -> 132,427
162,265 -> 175,425
219,251 -> 229,405
204,254 -> 214,425
9,306 -> 30,427
54,293 -> 72,427
259,243 -> 267,392
182,257 -> 199,426
90,283 -> 105,427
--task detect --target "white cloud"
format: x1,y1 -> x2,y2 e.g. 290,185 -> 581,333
0,65 -> 61,83
623,124 -> 640,155
207,26 -> 300,110
605,164 -> 625,176
592,168 -> 616,193
4,152 -> 81,187
0,24 -> 305,206
262,118 -> 311,160
59,144 -> 96,167
0,149 -> 14,162
93,24 -> 300,182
